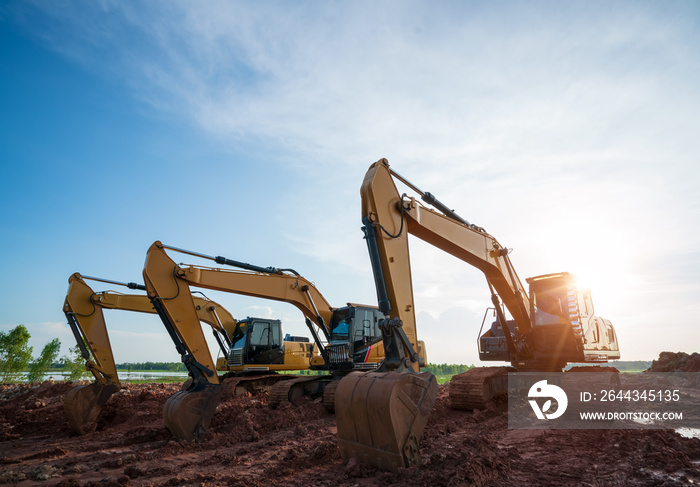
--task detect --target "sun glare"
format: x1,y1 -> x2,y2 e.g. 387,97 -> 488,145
538,240 -> 641,315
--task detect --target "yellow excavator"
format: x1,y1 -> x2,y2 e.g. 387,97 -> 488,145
142,241 -> 426,440
62,273 -> 315,434
335,159 -> 621,469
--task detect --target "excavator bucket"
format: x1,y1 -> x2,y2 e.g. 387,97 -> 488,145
63,382 -> 120,434
334,370 -> 438,471
162,383 -> 221,440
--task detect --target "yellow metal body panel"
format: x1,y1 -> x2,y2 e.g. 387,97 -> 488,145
143,243 -> 221,385
179,264 -> 335,327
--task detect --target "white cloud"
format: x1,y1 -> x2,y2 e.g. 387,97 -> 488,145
8,0 -> 700,363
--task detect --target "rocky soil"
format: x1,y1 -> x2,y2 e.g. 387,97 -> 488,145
0,364 -> 699,486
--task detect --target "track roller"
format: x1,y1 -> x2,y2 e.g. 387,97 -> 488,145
268,376 -> 328,408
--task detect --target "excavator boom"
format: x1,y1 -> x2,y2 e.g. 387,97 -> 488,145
361,159 -> 618,369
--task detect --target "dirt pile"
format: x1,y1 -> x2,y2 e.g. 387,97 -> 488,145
0,379 -> 698,486
647,351 -> 700,372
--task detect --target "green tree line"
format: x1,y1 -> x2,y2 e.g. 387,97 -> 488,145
0,325 -> 88,383
422,363 -> 474,376
116,362 -> 187,372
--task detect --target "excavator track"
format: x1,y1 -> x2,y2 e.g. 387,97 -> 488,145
321,379 -> 340,412
268,376 -> 329,408
220,373 -> 296,399
335,370 -> 438,472
63,382 -> 120,435
163,383 -> 221,440
449,366 -> 512,410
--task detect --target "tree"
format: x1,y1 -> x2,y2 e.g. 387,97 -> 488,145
27,338 -> 61,382
61,344 -> 90,381
0,325 -> 34,383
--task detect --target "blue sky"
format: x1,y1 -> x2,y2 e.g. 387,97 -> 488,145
1,1 -> 698,366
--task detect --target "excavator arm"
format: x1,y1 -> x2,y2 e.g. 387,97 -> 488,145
360,159 -> 619,370
142,240 -> 347,439
143,241 -> 333,372
62,272 -> 239,435
360,160 -> 536,362
333,161 -> 450,472
361,159 -> 532,336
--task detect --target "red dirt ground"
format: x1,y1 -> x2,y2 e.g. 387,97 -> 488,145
1,376 -> 698,487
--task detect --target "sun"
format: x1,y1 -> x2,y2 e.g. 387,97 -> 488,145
536,240 -> 641,315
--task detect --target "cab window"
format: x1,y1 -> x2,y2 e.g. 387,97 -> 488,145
353,308 -> 380,342
532,282 -> 568,325
330,308 -> 353,341
249,321 -> 281,348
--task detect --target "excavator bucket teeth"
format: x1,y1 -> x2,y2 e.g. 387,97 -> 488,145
335,370 -> 438,472
163,384 -> 221,440
63,382 -> 119,435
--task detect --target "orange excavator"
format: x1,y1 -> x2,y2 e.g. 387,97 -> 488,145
142,241 -> 427,440
335,159 -> 621,469
62,273 -> 314,434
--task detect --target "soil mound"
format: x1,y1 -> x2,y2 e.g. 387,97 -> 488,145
647,351 -> 700,372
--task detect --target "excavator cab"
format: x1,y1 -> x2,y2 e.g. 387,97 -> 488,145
227,318 -> 284,366
479,273 -> 620,367
529,273 -> 578,326
527,272 -> 620,364
326,305 -> 384,369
